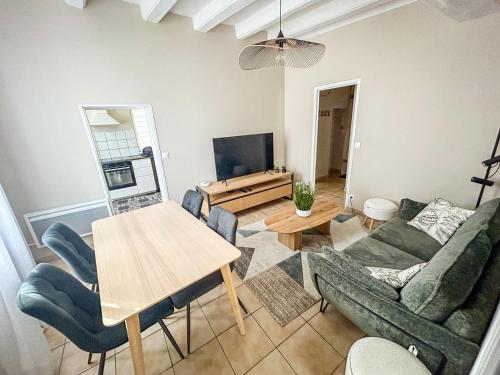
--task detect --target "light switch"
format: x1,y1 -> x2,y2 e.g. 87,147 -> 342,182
162,152 -> 170,159
354,142 -> 361,149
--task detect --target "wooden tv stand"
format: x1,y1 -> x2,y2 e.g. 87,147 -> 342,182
197,171 -> 293,217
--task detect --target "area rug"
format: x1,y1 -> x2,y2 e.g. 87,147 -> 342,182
234,213 -> 366,326
112,192 -> 162,214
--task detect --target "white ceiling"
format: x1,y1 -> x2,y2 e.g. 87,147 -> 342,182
65,0 -> 500,40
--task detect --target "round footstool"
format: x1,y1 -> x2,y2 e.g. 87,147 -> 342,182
346,337 -> 431,375
363,198 -> 398,232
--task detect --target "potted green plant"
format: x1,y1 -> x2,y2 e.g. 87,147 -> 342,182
293,181 -> 315,217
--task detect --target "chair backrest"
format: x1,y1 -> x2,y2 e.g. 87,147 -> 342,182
42,223 -> 97,284
181,190 -> 204,219
17,263 -> 103,352
207,206 -> 238,245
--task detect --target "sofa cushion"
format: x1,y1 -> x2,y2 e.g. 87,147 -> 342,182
455,198 -> 500,245
322,247 -> 400,300
400,229 -> 492,322
408,198 -> 475,245
343,237 -> 425,269
370,217 -> 442,261
443,241 -> 500,344
366,263 -> 427,289
398,198 -> 428,221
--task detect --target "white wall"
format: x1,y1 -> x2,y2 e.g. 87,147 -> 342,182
315,106 -> 333,179
0,0 -> 284,242
284,2 -> 500,209
330,109 -> 346,172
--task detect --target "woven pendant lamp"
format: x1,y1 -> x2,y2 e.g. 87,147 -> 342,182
239,0 -> 325,70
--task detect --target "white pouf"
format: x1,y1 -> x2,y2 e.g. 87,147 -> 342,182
346,337 -> 431,375
363,198 -> 398,232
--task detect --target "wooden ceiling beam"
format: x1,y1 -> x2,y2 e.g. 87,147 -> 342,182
193,0 -> 256,32
65,0 -> 86,10
140,0 -> 178,23
266,0 -> 415,39
235,0 -> 320,40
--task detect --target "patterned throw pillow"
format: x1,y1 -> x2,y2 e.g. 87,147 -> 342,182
408,198 -> 475,245
367,263 -> 427,288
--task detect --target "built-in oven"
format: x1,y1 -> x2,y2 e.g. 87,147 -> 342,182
102,161 -> 136,191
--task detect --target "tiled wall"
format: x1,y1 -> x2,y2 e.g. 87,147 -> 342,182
94,130 -> 141,159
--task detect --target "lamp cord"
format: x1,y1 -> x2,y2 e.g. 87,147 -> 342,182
279,0 -> 282,32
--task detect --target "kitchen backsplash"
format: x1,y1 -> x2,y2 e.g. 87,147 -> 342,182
93,130 -> 141,159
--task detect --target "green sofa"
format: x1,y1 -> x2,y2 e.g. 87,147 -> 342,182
308,197 -> 500,374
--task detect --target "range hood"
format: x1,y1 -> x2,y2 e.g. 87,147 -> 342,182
87,110 -> 120,126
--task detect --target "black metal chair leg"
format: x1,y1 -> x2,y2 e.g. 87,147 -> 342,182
319,297 -> 329,313
186,303 -> 191,354
97,352 -> 106,375
159,320 -> 184,359
87,352 -> 93,364
238,297 -> 249,314
95,284 -> 99,293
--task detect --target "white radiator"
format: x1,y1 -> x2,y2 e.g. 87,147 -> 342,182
24,199 -> 111,247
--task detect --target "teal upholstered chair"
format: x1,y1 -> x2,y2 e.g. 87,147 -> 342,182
17,263 -> 183,375
206,206 -> 238,245
308,197 -> 500,374
170,206 -> 247,354
181,190 -> 203,219
42,223 -> 98,290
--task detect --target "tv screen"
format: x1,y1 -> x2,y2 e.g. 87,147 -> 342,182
213,133 -> 274,181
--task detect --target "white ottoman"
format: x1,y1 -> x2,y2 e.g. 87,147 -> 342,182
346,337 -> 431,375
363,198 -> 398,232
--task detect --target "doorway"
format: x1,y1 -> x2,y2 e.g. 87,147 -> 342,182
310,80 -> 360,208
80,104 -> 169,215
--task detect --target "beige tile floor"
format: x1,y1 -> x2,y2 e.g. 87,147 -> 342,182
45,177 -> 366,375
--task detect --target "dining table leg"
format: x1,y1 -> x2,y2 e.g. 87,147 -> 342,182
220,263 -> 246,335
125,314 -> 146,375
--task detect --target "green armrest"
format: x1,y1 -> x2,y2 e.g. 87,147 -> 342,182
308,253 -> 480,374
321,247 -> 400,301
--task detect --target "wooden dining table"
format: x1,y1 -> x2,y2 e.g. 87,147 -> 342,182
92,201 -> 245,375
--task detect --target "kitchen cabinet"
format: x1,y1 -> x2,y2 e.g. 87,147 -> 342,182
132,158 -> 157,194
137,175 -> 157,193
109,186 -> 139,199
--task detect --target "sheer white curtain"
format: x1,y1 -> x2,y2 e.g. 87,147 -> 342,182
0,184 -> 53,375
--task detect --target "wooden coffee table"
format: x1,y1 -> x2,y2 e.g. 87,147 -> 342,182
265,201 -> 342,250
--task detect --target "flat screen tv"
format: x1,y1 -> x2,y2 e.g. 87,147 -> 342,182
213,133 -> 274,181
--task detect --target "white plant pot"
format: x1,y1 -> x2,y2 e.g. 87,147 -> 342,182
296,208 -> 311,217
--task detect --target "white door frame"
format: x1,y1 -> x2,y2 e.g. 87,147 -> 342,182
79,104 -> 169,214
310,79 -> 361,208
